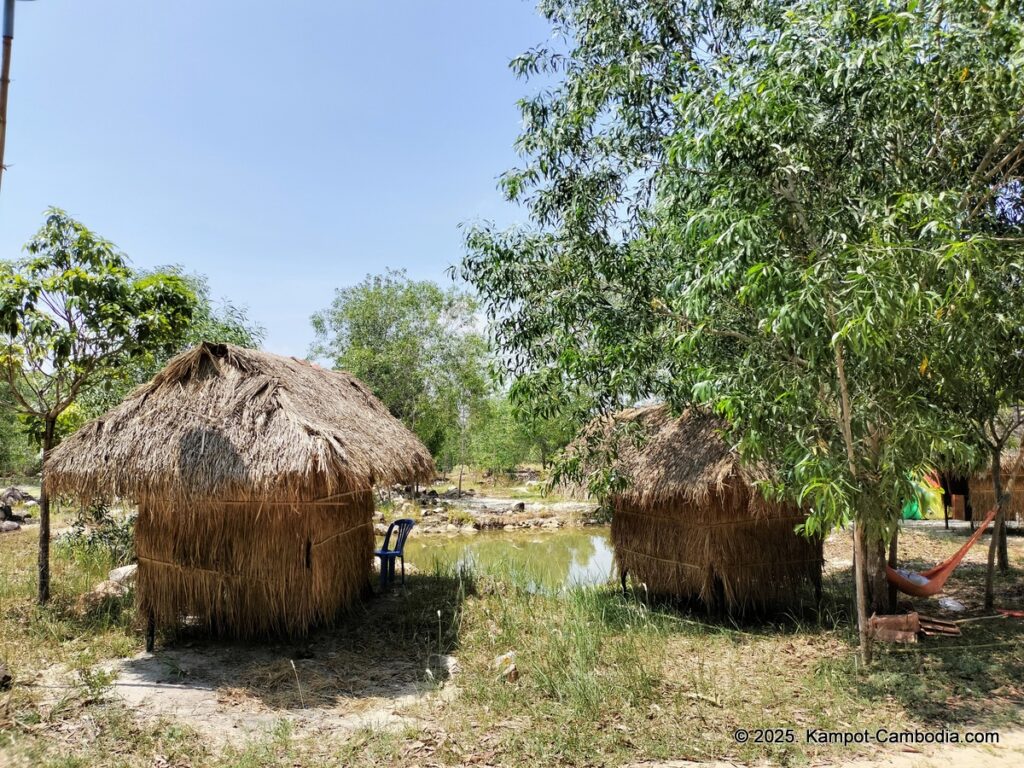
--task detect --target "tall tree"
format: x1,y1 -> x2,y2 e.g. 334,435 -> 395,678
310,269 -> 490,457
462,1 -> 1024,662
0,209 -> 196,603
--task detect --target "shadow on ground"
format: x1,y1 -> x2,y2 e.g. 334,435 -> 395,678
110,568 -> 474,717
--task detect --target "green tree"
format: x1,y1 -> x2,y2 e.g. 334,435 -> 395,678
467,396 -> 534,475
462,1 -> 1024,662
925,258 -> 1024,606
0,381 -> 37,475
0,209 -> 196,603
310,270 -> 490,457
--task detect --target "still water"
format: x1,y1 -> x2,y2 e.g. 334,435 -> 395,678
402,527 -> 615,592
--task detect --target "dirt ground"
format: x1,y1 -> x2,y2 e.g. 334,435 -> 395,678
35,639 -> 458,747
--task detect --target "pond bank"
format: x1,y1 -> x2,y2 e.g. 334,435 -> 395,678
375,490 -> 603,535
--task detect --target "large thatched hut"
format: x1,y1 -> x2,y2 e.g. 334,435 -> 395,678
46,343 -> 434,639
572,404 -> 822,610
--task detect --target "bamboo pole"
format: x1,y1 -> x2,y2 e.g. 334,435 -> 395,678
0,0 -> 14,193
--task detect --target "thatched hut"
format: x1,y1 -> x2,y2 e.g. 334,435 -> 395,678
571,404 -> 822,610
46,343 -> 434,638
969,456 -> 1023,525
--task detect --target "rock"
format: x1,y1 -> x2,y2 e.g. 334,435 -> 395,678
374,523 -> 388,535
1,487 -> 35,507
492,651 -> 519,683
445,524 -> 459,533
108,564 -> 137,585
78,579 -> 128,612
503,524 -> 517,532
511,502 -> 526,513
542,519 -> 560,529
460,525 -> 478,534
1,520 -> 20,533
93,580 -> 128,599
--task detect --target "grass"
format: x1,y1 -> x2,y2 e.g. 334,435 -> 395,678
2,513 -> 1023,767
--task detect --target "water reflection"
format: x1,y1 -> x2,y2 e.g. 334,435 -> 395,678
401,528 -> 615,592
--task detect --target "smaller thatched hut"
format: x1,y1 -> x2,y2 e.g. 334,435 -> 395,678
969,455 -> 1024,525
571,404 -> 822,610
46,343 -> 434,639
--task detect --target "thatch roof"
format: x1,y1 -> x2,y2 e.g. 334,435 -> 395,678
568,403 -> 774,510
47,343 -> 434,502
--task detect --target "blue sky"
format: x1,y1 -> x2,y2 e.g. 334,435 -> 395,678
0,1 -> 552,355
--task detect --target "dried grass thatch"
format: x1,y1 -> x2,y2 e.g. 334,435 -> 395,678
572,404 -> 822,610
46,342 -> 435,637
970,465 -> 1024,524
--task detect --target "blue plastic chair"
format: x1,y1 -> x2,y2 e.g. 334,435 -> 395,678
375,519 -> 415,587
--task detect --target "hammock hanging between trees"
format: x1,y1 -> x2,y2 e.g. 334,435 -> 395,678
885,505 -> 998,598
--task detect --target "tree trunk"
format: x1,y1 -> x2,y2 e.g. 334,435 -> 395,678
887,526 -> 899,612
997,504 -> 1009,572
984,446 -> 1004,611
853,522 -> 872,665
865,532 -> 889,613
832,336 -> 871,664
38,415 -> 56,605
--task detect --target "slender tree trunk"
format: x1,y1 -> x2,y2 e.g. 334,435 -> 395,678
984,446 -> 1003,611
887,526 -> 899,612
853,522 -> 872,665
38,415 -> 56,605
997,491 -> 1009,572
833,337 -> 872,664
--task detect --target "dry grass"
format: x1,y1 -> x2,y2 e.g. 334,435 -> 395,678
2,517 -> 1023,767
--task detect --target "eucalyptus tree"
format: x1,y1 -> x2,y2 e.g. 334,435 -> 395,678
0,209 -> 196,603
462,0 -> 1024,662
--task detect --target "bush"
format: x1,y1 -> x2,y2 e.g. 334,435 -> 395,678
61,502 -> 136,566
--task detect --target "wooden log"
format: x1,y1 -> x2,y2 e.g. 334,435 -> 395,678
868,612 -> 920,643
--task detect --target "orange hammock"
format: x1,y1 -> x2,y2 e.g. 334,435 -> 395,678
885,505 -> 999,598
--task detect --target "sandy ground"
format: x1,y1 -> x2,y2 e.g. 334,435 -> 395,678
31,642 -> 457,747
102,644 -> 456,745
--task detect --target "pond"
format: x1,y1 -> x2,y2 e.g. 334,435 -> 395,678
402,527 -> 615,592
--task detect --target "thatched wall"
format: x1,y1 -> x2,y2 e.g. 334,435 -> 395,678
970,472 -> 1024,523
571,404 -> 822,609
137,491 -> 373,637
612,486 -> 821,610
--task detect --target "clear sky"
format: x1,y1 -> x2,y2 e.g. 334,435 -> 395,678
0,0 -> 551,355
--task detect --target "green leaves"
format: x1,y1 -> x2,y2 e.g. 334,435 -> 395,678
462,0 -> 1024,538
0,209 -> 199,430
